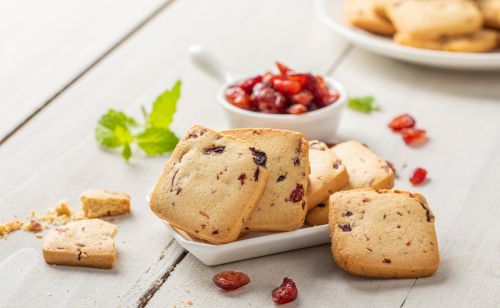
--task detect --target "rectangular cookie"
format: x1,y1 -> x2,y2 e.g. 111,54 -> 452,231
81,189 -> 131,218
394,30 -> 498,52
386,0 -> 483,39
305,200 -> 329,226
307,140 -> 349,210
331,141 -> 394,190
222,128 -> 309,232
477,0 -> 500,29
42,219 -> 118,269
329,189 -> 439,278
345,0 -> 396,36
150,125 -> 269,243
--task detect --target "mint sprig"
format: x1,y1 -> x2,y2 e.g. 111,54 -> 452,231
95,80 -> 181,161
348,96 -> 380,113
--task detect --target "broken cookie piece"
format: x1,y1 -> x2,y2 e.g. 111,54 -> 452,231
81,189 -> 131,218
329,189 -> 439,278
42,219 -> 118,269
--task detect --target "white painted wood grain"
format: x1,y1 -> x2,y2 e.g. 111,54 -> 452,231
0,0 -> 348,306
0,0 -> 167,140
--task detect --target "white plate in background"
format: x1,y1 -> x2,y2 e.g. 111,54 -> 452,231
146,192 -> 330,266
316,0 -> 500,71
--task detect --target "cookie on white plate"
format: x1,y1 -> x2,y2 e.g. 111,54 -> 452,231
150,125 -> 269,244
222,128 -> 309,232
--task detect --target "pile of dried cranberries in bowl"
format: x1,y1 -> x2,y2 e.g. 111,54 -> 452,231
224,62 -> 340,115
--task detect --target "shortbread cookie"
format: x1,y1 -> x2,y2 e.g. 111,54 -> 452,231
305,201 -> 329,226
222,128 -> 309,232
329,189 -> 439,278
477,0 -> 500,29
81,189 -> 131,218
345,0 -> 396,36
386,0 -> 483,39
373,0 -> 398,18
42,219 -> 118,269
331,141 -> 394,190
306,140 -> 349,210
394,30 -> 498,52
150,125 -> 269,243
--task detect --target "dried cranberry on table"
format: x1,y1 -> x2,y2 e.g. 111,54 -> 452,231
272,277 -> 298,304
388,114 -> 416,131
402,128 -> 428,146
410,167 -> 428,185
224,62 -> 339,114
212,271 -> 251,291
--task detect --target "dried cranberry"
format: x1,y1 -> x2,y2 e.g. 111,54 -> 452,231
251,86 -> 286,114
262,72 -> 282,85
388,114 -> 416,131
287,73 -> 308,87
273,79 -> 301,95
287,104 -> 308,114
289,184 -> 304,202
386,161 -> 396,174
325,90 -> 339,104
249,147 -> 267,166
203,146 -> 225,155
225,86 -> 250,110
276,62 -> 292,75
272,277 -> 298,305
410,168 -> 428,185
212,271 -> 250,290
402,128 -> 428,146
291,90 -> 314,106
239,75 -> 263,94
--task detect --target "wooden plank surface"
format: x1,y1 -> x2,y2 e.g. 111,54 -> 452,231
0,0 -> 348,306
149,49 -> 500,307
0,0 -> 167,141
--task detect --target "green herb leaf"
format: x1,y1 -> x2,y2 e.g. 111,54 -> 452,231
148,80 -> 181,128
348,96 -> 380,113
95,109 -> 135,148
134,127 -> 179,156
121,144 -> 132,161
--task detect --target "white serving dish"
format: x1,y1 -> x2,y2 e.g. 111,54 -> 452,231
316,0 -> 500,71
217,76 -> 347,141
188,44 -> 347,141
146,193 -> 330,266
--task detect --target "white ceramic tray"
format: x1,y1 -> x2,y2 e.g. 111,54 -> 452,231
146,193 -> 329,266
316,0 -> 500,71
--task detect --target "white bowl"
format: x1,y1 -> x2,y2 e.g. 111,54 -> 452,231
218,75 -> 347,141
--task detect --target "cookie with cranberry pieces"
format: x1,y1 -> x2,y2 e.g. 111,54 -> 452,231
329,189 -> 439,278
331,141 -> 394,190
305,201 -> 329,226
306,140 -> 349,211
222,128 -> 309,232
345,0 -> 396,36
150,125 -> 269,244
42,219 -> 118,269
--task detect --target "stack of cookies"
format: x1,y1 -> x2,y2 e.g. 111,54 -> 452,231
150,125 -> 440,278
345,0 -> 500,52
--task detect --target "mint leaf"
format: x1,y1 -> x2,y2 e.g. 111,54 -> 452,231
121,144 -> 132,161
148,80 -> 181,128
134,127 -> 179,156
348,96 -> 380,113
96,109 -> 135,148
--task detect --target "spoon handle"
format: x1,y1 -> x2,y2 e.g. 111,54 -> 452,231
188,44 -> 234,84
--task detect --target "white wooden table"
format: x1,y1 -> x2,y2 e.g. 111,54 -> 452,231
1,0 -> 499,307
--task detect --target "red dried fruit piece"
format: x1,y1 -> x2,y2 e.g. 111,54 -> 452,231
410,167 -> 427,185
287,73 -> 308,87
262,72 -> 282,85
276,62 -> 292,75
289,184 -> 304,202
239,75 -> 263,94
287,104 -> 308,114
212,271 -> 250,290
272,277 -> 298,305
388,114 -> 416,131
291,90 -> 314,106
225,86 -> 251,110
251,85 -> 286,114
273,79 -> 301,95
325,90 -> 340,104
401,128 -> 428,146
386,161 -> 396,174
